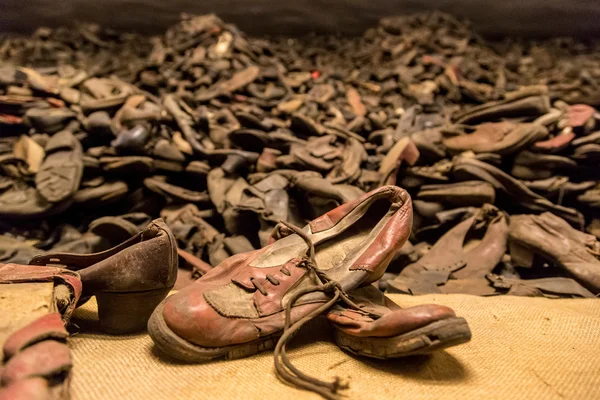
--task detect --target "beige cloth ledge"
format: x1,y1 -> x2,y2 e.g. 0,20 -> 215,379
70,294 -> 600,400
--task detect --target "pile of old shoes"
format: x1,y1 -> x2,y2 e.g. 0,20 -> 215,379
384,87 -> 600,298
2,10 -> 600,400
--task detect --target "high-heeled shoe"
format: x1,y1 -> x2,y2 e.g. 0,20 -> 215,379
29,218 -> 177,334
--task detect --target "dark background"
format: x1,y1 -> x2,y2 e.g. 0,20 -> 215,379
1,0 -> 600,38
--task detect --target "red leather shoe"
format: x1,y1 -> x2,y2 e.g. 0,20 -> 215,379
149,185 -> 412,360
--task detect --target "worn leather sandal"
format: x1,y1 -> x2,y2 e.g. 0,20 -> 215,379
29,219 -> 177,334
327,286 -> 471,359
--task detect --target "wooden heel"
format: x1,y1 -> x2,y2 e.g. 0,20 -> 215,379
96,287 -> 172,334
508,241 -> 535,268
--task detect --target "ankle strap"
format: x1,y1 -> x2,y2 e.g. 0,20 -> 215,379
29,230 -> 143,269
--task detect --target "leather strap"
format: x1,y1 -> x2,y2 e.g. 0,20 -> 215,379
0,264 -> 82,322
0,377 -> 51,400
2,341 -> 71,385
29,230 -> 143,269
2,313 -> 68,360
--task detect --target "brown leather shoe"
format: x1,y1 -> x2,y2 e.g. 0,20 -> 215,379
35,129 -> 83,203
378,137 -> 419,186
454,86 -> 550,124
511,151 -> 577,180
395,204 -> 508,282
571,130 -> 600,148
0,184 -> 70,219
443,121 -> 548,155
572,143 -> 600,164
508,213 -> 600,293
73,180 -> 129,206
29,219 -> 177,333
578,185 -> 600,208
417,181 -> 495,207
453,154 -> 584,227
524,176 -> 596,201
486,274 -> 595,298
327,286 -> 471,359
144,176 -> 210,203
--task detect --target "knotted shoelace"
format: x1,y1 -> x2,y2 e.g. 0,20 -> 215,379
272,220 -> 362,400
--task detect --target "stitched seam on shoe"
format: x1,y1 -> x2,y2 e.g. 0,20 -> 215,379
351,265 -> 372,271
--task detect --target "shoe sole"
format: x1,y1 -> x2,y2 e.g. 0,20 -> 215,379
148,300 -> 281,362
333,317 -> 471,359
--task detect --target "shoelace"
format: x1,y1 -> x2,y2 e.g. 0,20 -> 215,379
271,220 -> 362,400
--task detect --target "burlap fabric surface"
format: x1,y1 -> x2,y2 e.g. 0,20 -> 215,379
70,293 -> 600,400
0,283 -> 54,355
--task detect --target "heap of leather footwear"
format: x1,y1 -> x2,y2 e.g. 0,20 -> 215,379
1,10 -> 600,400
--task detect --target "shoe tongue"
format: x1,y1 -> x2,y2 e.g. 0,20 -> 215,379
249,233 -> 307,268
